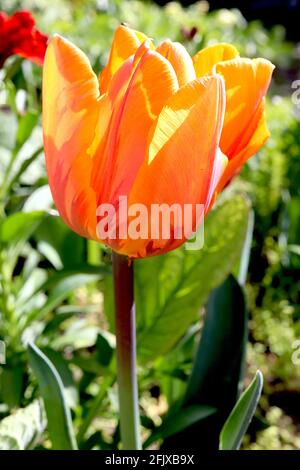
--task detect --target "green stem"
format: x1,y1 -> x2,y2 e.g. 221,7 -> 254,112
112,252 -> 141,450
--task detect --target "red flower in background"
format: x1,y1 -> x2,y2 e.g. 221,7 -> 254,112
0,10 -> 48,68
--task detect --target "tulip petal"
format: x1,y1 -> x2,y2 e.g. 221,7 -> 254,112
193,43 -> 239,77
216,99 -> 269,192
156,40 -> 196,86
124,75 -> 226,257
99,24 -> 148,94
43,35 -> 107,240
207,148 -> 228,207
92,45 -> 179,209
215,58 -> 274,163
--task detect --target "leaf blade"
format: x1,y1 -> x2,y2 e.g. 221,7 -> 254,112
27,342 -> 77,450
135,196 -> 250,363
219,370 -> 263,450
163,275 -> 248,450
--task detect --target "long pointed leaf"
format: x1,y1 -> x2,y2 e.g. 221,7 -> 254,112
163,275 -> 247,450
185,275 -> 247,404
28,342 -> 77,450
219,370 -> 263,450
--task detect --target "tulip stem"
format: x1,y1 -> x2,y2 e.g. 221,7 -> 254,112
112,252 -> 141,450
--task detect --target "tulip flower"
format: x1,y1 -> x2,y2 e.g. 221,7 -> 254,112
42,25 -> 274,450
42,26 -> 274,259
0,10 -> 48,68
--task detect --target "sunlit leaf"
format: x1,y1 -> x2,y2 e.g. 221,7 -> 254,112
134,196 -> 250,363
219,371 -> 263,450
0,211 -> 45,245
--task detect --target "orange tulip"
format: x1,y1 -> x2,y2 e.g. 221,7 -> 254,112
42,25 -> 274,258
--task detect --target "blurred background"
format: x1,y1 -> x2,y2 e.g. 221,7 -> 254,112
156,0 -> 300,40
0,0 -> 300,450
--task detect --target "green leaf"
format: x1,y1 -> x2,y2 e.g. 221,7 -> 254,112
50,321 -> 114,356
28,342 -> 77,450
43,305 -> 95,334
24,268 -> 105,324
0,400 -> 46,450
43,348 -> 79,409
219,371 -> 263,450
164,275 -> 248,450
135,196 -> 250,363
95,331 -> 115,367
185,275 -> 247,403
40,273 -> 100,316
288,244 -> 300,256
15,268 -> 48,311
15,111 -> 39,151
5,146 -> 43,193
0,211 -> 45,245
80,431 -> 112,450
144,405 -> 216,448
33,214 -> 86,269
0,366 -> 23,409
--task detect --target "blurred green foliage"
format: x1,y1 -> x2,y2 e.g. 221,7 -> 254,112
0,0 -> 300,450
